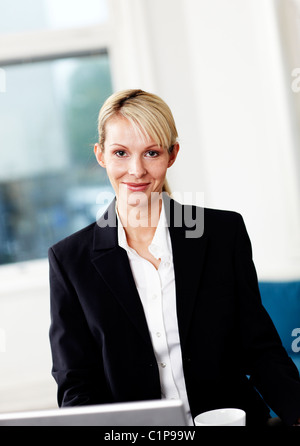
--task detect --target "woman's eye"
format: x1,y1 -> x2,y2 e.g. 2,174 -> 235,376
145,151 -> 159,158
115,150 -> 127,157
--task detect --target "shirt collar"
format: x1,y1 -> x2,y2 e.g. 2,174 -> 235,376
117,208 -> 130,254
116,200 -> 171,261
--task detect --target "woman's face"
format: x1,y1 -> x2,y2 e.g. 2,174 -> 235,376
94,115 -> 179,208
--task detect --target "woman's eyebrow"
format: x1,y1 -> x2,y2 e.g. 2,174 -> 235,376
145,144 -> 161,149
109,143 -> 160,149
109,143 -> 128,148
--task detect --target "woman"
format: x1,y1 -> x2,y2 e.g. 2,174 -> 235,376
49,89 -> 300,426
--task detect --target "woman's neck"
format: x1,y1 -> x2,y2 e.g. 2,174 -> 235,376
117,196 -> 162,243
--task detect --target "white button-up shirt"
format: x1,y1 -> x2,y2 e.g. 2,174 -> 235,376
117,202 -> 193,425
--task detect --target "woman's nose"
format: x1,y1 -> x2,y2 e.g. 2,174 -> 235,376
128,156 -> 146,178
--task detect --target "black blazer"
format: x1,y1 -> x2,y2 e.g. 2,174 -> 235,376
49,197 -> 300,425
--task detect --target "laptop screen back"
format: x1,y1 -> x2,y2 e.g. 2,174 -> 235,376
0,399 -> 188,426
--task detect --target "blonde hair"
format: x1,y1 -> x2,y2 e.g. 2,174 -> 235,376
97,89 -> 178,194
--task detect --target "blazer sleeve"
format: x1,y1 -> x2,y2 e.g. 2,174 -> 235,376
48,246 -> 112,407
234,214 -> 300,425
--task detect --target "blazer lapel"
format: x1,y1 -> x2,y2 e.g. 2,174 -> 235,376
166,196 -> 208,349
91,196 -> 208,351
91,199 -> 153,348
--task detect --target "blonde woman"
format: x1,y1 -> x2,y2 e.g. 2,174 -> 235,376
49,89 -> 300,426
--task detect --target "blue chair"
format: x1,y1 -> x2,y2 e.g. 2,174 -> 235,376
259,281 -> 300,418
259,281 -> 300,373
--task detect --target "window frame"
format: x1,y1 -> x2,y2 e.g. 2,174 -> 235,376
0,24 -> 111,67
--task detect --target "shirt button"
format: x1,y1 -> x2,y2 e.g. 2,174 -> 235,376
152,294 -> 158,300
160,362 -> 167,368
156,332 -> 161,337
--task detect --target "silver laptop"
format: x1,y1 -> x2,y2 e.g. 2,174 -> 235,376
0,399 -> 188,426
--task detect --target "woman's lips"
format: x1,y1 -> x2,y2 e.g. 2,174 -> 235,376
123,182 -> 150,191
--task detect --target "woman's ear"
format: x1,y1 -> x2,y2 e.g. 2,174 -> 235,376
94,143 -> 106,168
167,143 -> 180,168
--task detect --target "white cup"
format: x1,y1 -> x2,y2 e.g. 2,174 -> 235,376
194,408 -> 246,426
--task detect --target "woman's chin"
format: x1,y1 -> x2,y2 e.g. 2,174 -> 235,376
127,190 -> 150,207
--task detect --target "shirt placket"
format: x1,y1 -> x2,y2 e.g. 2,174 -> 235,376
143,259 -> 180,400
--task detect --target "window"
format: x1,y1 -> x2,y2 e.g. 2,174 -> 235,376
0,55 -> 113,264
0,0 -> 113,265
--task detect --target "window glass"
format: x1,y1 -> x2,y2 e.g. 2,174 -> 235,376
0,0 -> 108,34
0,54 -> 113,265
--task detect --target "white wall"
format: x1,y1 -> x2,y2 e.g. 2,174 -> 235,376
0,260 -> 57,412
181,0 -> 300,280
